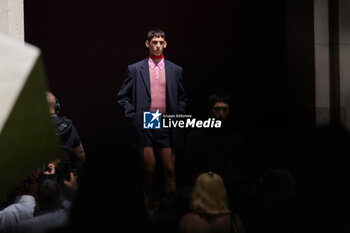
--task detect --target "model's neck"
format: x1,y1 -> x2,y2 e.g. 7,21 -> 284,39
152,58 -> 161,63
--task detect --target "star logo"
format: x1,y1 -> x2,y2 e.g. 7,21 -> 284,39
143,110 -> 162,129
150,109 -> 162,122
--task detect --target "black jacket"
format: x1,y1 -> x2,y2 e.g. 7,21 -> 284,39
117,58 -> 187,148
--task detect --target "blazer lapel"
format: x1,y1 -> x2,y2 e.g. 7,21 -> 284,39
165,59 -> 174,102
140,59 -> 151,97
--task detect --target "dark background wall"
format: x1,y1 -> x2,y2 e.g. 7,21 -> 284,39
24,0 -> 298,177
23,0 -> 317,231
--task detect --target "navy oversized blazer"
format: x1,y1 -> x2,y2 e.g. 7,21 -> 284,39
117,58 -> 187,148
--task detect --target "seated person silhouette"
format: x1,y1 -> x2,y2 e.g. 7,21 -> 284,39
186,93 -> 246,185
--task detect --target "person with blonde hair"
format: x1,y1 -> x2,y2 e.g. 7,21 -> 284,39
179,172 -> 245,233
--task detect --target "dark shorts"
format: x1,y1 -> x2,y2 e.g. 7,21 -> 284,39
142,128 -> 172,148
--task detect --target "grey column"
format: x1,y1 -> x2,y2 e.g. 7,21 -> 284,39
0,0 -> 24,41
315,0 -> 331,126
339,0 -> 350,128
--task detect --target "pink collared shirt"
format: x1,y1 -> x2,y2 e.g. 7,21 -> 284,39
149,57 -> 166,113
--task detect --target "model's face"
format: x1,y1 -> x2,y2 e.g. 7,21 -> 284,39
145,36 -> 167,56
211,102 -> 229,121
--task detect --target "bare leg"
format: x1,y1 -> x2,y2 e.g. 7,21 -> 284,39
139,147 -> 156,207
158,147 -> 176,193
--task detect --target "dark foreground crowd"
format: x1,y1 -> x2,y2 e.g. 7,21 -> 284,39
1,92 -> 350,233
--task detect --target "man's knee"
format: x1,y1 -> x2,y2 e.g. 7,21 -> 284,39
142,157 -> 156,172
144,163 -> 156,173
163,165 -> 175,178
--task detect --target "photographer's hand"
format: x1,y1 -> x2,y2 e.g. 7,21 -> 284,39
43,163 -> 56,175
64,172 -> 78,191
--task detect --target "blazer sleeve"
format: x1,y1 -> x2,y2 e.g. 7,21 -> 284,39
117,66 -> 136,118
177,67 -> 187,114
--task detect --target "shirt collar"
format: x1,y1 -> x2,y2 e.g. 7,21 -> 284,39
148,57 -> 165,70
